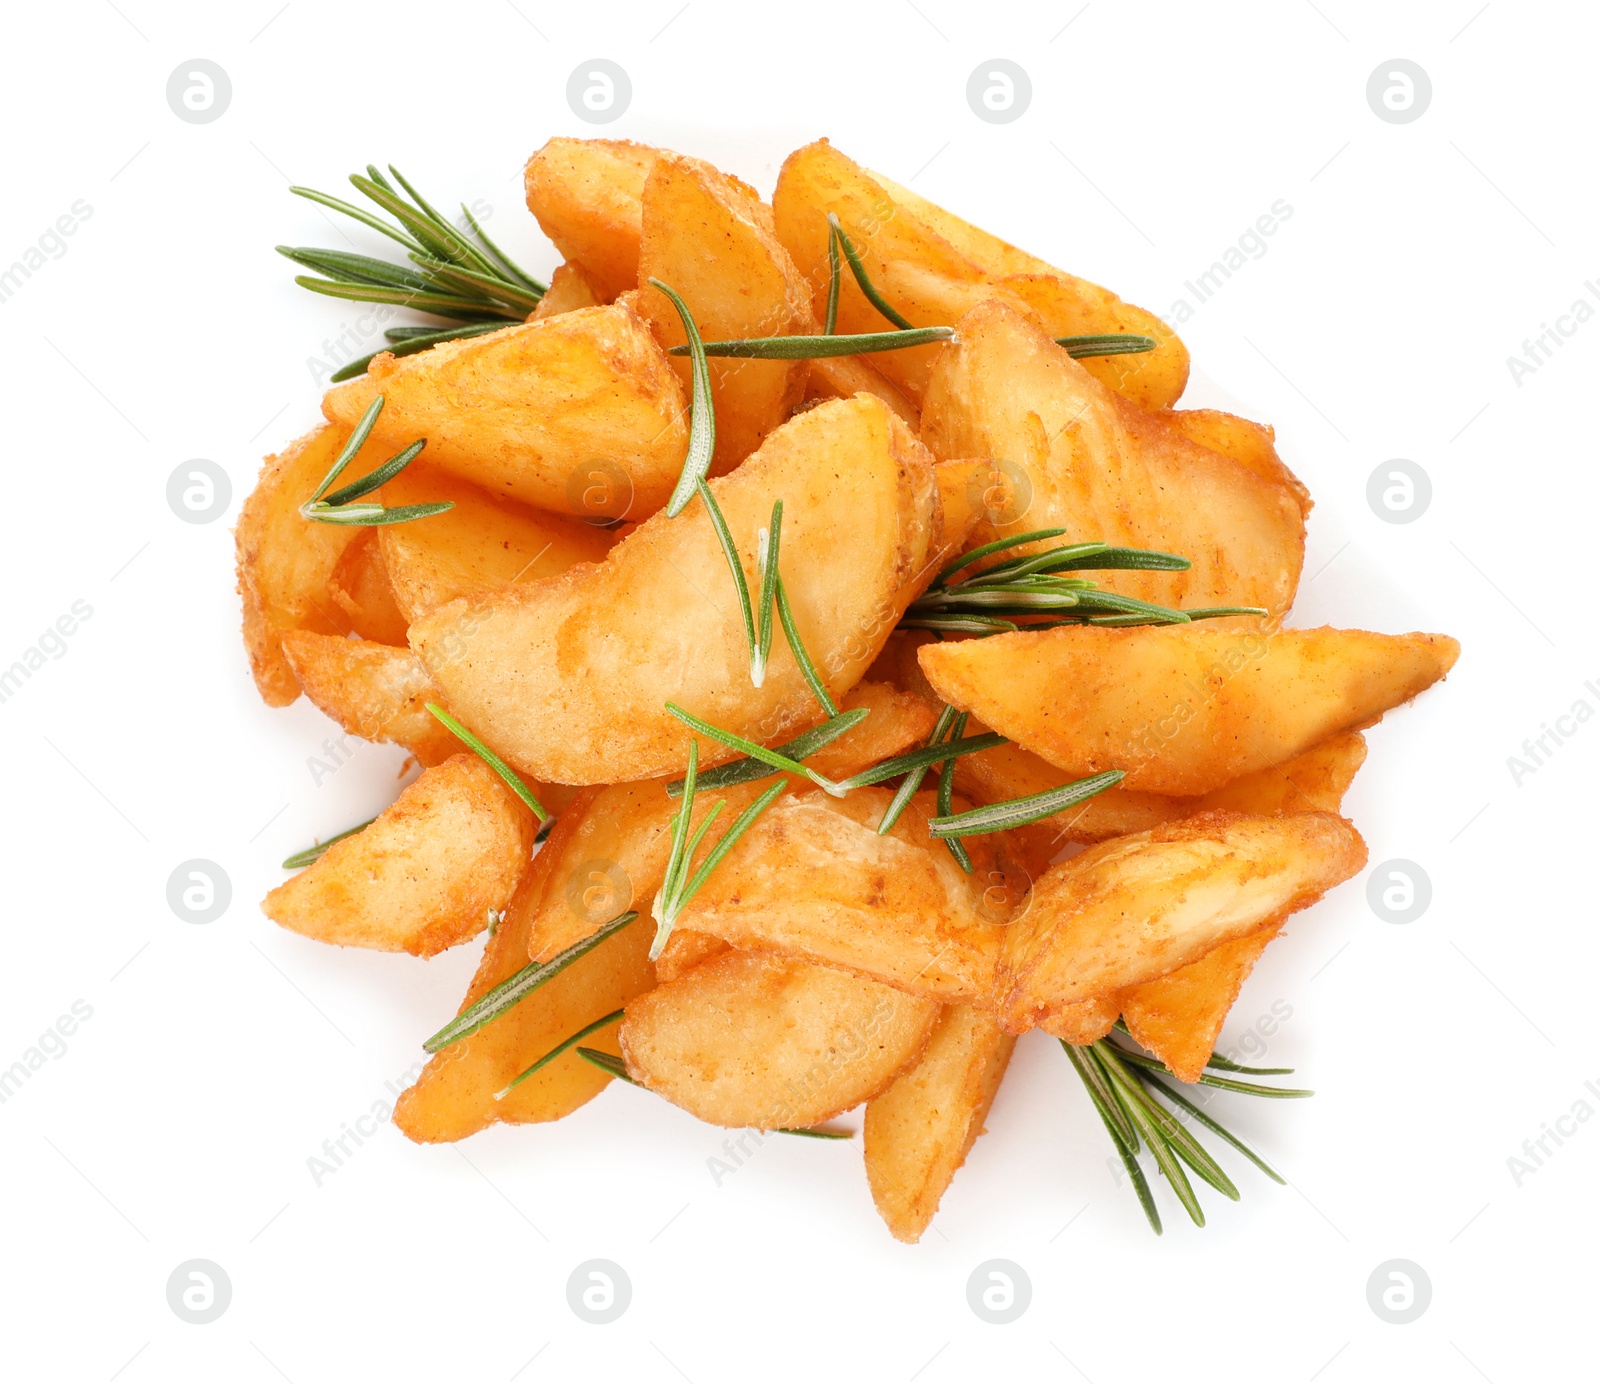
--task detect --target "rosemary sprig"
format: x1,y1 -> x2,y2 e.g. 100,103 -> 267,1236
665,705 -> 844,797
829,214 -> 915,330
1064,1032 -> 1302,1234
423,911 -> 638,1052
666,708 -> 869,798
572,1048 -> 851,1138
836,729 -> 1008,792
651,278 -> 716,518
877,704 -> 958,837
774,576 -> 838,716
300,394 -> 450,527
650,740 -> 786,959
936,711 -> 975,873
695,478 -> 758,670
667,326 -> 954,359
424,703 -> 549,823
495,1009 -> 625,1099
927,770 -> 1125,838
280,817 -> 375,870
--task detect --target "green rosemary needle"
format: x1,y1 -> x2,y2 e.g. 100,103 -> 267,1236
927,770 -> 1125,838
666,326 -> 954,359
936,711 -> 974,873
299,394 -> 449,526
828,214 -> 915,330
425,703 -> 549,823
495,1009 -> 625,1099
665,708 -> 869,798
877,705 -> 958,837
423,911 -> 638,1052
752,501 -> 782,687
280,817 -> 376,870
651,278 -> 716,517
835,730 -> 1008,792
665,704 -> 844,796
695,478 -> 758,669
1055,333 -> 1157,358
774,575 -> 839,717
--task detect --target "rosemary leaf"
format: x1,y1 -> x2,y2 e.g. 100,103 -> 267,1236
774,575 -> 838,717
1056,333 -> 1158,358
651,278 -> 716,517
495,1009 -> 625,1099
424,911 -> 638,1052
276,246 -> 433,290
877,705 -> 957,837
752,501 -> 782,687
935,529 -> 1073,584
310,395 -> 386,501
937,712 -> 975,874
695,478 -> 757,670
675,779 -> 786,917
302,500 -> 455,527
1110,1059 -> 1239,1201
824,224 -> 841,335
1098,1045 -> 1206,1227
321,439 -> 426,507
666,703 -> 843,797
1136,1070 -> 1287,1185
409,254 -> 545,314
666,326 -> 954,359
1110,1045 -> 1314,1098
290,185 -> 423,253
280,817 -> 375,870
836,732 -> 1007,791
425,703 -> 550,823
384,165 -> 501,278
927,770 -> 1124,837
1064,1043 -> 1160,1234
1113,1019 -> 1295,1076
459,201 -> 546,295
665,709 -> 869,798
828,214 -> 914,330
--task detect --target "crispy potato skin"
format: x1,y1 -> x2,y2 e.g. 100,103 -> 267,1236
377,463 -> 611,624
773,141 -> 1186,410
394,853 -> 655,1143
525,682 -> 937,961
411,395 -> 948,785
920,301 -> 1305,617
676,788 -> 1016,1004
620,950 -> 939,1129
523,138 -> 662,301
997,810 -> 1367,1030
327,530 -> 410,647
1039,997 -> 1121,1045
864,1004 -> 1014,1242
236,423 -> 365,705
530,261 -> 603,318
262,755 -> 534,956
321,306 -> 688,520
1163,407 -> 1311,520
637,154 -> 816,471
921,623 -> 1459,797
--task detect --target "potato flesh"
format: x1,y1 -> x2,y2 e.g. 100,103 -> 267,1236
523,138 -> 661,301
410,395 -> 948,785
806,356 -> 919,425
620,949 -> 939,1129
1163,407 -> 1311,519
920,301 -> 1305,617
997,810 -> 1367,1030
262,755 -> 534,956
321,306 -> 687,520
530,261 -> 603,319
637,154 -> 816,471
394,849 -> 654,1142
377,462 -> 611,624
864,1004 -> 1014,1243
921,623 -> 1457,796
524,681 -> 937,961
327,530 -> 410,647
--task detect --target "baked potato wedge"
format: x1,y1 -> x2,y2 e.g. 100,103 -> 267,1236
326,530 -> 409,647
529,260 -> 603,318
522,138 -> 661,301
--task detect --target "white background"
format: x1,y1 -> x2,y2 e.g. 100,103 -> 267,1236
1,1 -> 1593,1380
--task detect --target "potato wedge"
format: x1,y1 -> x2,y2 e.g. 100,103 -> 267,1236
997,811 -> 1366,1030
321,305 -> 687,520
262,754 -> 534,956
637,154 -> 816,470
327,530 -> 409,646
1039,997 -> 1120,1045
279,631 -> 461,767
529,260 -> 603,319
620,950 -> 939,1129
525,681 -> 937,961
411,395 -> 953,785
920,300 -> 1305,616
805,356 -> 919,425
1163,408 -> 1311,520
920,623 -> 1459,796
236,423 -> 366,705
523,138 -> 662,301
653,928 -> 729,983
773,141 -> 1186,409
377,463 -> 611,624
394,850 -> 654,1142
676,788 -> 1015,1004
864,1005 -> 1015,1242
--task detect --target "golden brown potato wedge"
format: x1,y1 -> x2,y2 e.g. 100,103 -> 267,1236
327,530 -> 409,647
1163,408 -> 1311,520
377,463 -> 611,624
525,681 -> 937,961
772,141 -> 1187,409
652,928 -> 729,983
236,423 -> 367,705
529,260 -> 603,319
523,138 -> 662,301
1039,997 -> 1121,1045
279,631 -> 461,767
997,811 -> 1366,1030
394,850 -> 654,1142
675,788 -> 1015,1004
1119,926 -> 1280,1083
637,154 -> 816,471
620,950 -> 939,1129
262,755 -> 534,956
921,623 -> 1459,796
805,356 -> 919,425
322,306 -> 687,520
920,301 -> 1305,616
411,395 -> 955,785
863,1004 -> 1014,1242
